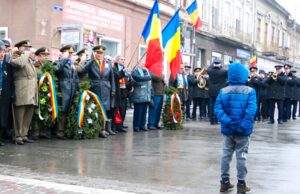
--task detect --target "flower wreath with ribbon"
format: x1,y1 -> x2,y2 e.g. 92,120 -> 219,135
170,92 -> 183,124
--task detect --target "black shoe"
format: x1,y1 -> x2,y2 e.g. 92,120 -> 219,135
133,128 -> 140,132
99,131 -> 108,138
118,128 -> 127,133
122,125 -> 128,129
185,117 -> 190,121
15,140 -> 24,145
0,141 -> 4,146
237,183 -> 251,194
191,116 -> 196,119
220,181 -> 234,192
140,128 -> 148,131
278,120 -> 284,124
107,128 -> 116,135
23,139 -> 35,143
293,117 -> 297,120
148,126 -> 156,130
268,120 -> 274,124
56,136 -> 67,140
154,126 -> 161,130
283,120 -> 288,122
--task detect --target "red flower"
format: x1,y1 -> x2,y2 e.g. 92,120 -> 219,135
168,108 -> 172,113
175,112 -> 180,118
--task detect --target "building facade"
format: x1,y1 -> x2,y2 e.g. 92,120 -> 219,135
0,0 -> 300,72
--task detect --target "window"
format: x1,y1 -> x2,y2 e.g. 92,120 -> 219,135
277,29 -> 280,47
212,0 -> 220,28
264,22 -> 268,46
224,55 -> 233,66
257,18 -> 261,43
271,26 -> 275,45
282,32 -> 285,47
235,7 -> 241,33
138,44 -> 147,60
0,27 -> 8,39
245,12 -> 251,34
224,1 -> 232,32
100,38 -> 121,58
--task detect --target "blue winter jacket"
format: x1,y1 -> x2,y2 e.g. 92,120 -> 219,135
214,62 -> 257,136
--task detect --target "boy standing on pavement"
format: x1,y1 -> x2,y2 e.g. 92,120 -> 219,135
214,62 -> 257,194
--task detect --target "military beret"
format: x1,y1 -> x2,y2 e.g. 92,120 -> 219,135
35,47 -> 50,55
194,67 -> 202,72
74,48 -> 87,56
184,65 -> 191,69
284,64 -> 292,69
274,64 -> 283,68
249,66 -> 258,71
1,39 -> 11,47
60,45 -> 75,53
92,45 -> 106,53
14,40 -> 32,48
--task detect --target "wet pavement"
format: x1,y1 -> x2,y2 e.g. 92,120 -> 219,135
1,110 -> 300,194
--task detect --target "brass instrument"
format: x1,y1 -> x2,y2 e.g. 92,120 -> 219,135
196,68 -> 207,89
248,75 -> 252,82
271,72 -> 277,80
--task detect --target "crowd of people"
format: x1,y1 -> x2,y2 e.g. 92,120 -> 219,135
1,38 -> 300,147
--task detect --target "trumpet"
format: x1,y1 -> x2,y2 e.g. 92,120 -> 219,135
248,75 -> 252,81
271,72 -> 277,80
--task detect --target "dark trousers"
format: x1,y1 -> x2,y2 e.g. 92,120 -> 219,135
260,98 -> 269,119
192,97 -> 207,118
119,97 -> 127,126
283,98 -> 292,121
209,96 -> 217,123
185,99 -> 191,119
133,102 -> 148,130
269,99 -> 283,122
148,95 -> 163,128
0,128 -> 3,141
256,96 -> 261,120
291,100 -> 298,118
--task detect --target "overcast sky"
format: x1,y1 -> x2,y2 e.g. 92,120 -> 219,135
276,0 -> 300,23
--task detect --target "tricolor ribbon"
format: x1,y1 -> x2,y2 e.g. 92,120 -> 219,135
170,93 -> 183,124
77,90 -> 108,129
38,72 -> 59,120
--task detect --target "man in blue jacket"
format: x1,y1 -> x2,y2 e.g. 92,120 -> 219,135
214,62 -> 257,194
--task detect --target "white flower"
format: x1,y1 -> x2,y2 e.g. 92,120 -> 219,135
88,107 -> 92,113
47,93 -> 51,97
86,94 -> 90,101
87,118 -> 93,124
95,112 -> 98,118
91,103 -> 96,109
48,108 -> 52,112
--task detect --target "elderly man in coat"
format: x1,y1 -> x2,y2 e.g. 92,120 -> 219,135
0,41 -> 15,146
78,45 -> 116,138
55,45 -> 79,139
10,40 -> 38,145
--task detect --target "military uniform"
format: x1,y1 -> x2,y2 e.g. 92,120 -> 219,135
265,65 -> 285,124
291,70 -> 300,120
78,45 -> 115,137
10,40 -> 38,144
74,48 -> 89,82
55,45 -> 79,138
282,64 -> 295,121
32,47 -> 52,139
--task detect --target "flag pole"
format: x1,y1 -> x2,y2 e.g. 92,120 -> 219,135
127,35 -> 143,70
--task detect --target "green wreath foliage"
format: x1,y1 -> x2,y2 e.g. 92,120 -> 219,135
33,60 -> 58,129
162,86 -> 184,130
64,82 -> 106,139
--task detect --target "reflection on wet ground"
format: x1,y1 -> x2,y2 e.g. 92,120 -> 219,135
0,113 -> 300,193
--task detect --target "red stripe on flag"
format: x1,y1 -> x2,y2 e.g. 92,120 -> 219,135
145,38 -> 163,77
194,17 -> 202,29
170,50 -> 182,80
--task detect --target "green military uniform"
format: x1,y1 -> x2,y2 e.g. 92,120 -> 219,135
32,47 -> 52,139
10,40 -> 38,144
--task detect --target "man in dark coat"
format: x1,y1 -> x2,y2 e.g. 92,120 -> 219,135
78,45 -> 116,137
55,45 -> 79,139
0,42 -> 15,146
282,64 -> 295,122
258,70 -> 269,121
112,55 -> 130,132
291,70 -> 300,120
265,65 -> 285,124
207,58 -> 227,125
247,66 -> 264,121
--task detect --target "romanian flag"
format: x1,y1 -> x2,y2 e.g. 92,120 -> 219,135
250,55 -> 257,67
141,0 -> 163,77
186,0 -> 202,30
162,10 -> 182,80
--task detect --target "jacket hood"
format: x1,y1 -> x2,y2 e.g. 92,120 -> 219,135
228,62 -> 248,85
